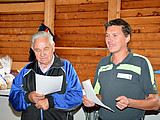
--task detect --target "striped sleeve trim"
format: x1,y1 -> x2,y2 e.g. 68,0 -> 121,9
133,53 -> 155,85
94,79 -> 100,94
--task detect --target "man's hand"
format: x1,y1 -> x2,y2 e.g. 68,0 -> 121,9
115,96 -> 130,110
82,95 -> 95,107
28,91 -> 45,103
35,98 -> 49,111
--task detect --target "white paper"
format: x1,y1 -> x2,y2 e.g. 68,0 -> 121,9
36,74 -> 63,95
82,79 -> 114,112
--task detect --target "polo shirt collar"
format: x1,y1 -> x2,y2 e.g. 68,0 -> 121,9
109,49 -> 133,64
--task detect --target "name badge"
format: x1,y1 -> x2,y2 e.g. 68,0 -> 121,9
117,73 -> 132,80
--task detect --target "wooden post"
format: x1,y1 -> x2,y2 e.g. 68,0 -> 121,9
108,0 -> 121,21
44,0 -> 55,34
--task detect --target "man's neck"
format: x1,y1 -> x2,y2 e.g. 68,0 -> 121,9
38,56 -> 54,73
112,49 -> 129,65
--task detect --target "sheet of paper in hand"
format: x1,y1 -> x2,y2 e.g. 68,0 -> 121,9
36,73 -> 63,95
82,79 -> 115,112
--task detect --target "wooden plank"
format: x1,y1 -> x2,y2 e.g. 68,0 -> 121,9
55,34 -> 106,41
55,41 -> 106,48
0,21 -> 43,28
129,41 -> 160,49
54,25 -> 159,34
121,0 -> 160,9
44,0 -> 55,34
4,54 -> 29,61
56,55 -> 103,63
132,49 -> 160,58
56,3 -> 108,13
0,35 -> 32,42
72,63 -> 98,70
150,65 -> 160,71
0,2 -> 44,12
131,33 -> 160,41
56,49 -> 108,56
55,33 -> 160,42
56,11 -> 108,20
0,28 -> 37,34
56,0 -> 108,5
76,69 -> 96,76
0,13 -> 44,21
131,24 -> 160,33
146,58 -> 160,66
108,0 -> 121,21
0,41 -> 30,48
153,65 -> 160,71
123,16 -> 160,25
54,26 -> 106,34
121,8 -> 160,17
0,48 -> 29,54
55,19 -> 107,27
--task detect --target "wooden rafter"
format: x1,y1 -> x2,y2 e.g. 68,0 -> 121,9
44,0 -> 55,34
108,0 -> 121,21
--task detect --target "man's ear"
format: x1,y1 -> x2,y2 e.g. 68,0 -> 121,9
126,34 -> 130,43
52,42 -> 55,51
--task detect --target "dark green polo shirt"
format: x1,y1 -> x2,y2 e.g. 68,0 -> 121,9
93,50 -> 158,120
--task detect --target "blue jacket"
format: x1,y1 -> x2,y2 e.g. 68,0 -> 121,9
9,53 -> 83,120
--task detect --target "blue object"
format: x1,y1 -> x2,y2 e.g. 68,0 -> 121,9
154,70 -> 160,74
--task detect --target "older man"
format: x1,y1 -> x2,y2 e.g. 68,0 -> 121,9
9,24 -> 83,120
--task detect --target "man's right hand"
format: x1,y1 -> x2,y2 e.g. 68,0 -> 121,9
82,95 -> 95,107
28,91 -> 45,103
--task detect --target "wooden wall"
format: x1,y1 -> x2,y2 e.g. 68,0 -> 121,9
0,0 -> 160,93
121,0 -> 160,70
55,0 -> 109,83
0,2 -> 44,60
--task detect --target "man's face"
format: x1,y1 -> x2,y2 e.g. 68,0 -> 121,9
33,36 -> 55,67
105,25 -> 130,54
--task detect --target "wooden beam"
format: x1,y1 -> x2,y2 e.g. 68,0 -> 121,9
44,0 -> 55,34
108,0 -> 121,21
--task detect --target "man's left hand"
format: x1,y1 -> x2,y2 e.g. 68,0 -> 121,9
35,98 -> 49,111
115,96 -> 130,110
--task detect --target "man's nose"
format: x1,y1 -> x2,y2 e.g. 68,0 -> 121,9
40,50 -> 45,56
107,36 -> 112,42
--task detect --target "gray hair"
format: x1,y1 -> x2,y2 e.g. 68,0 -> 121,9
31,31 -> 54,49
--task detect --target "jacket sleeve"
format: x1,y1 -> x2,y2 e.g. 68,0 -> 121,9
9,68 -> 30,112
51,60 -> 83,109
